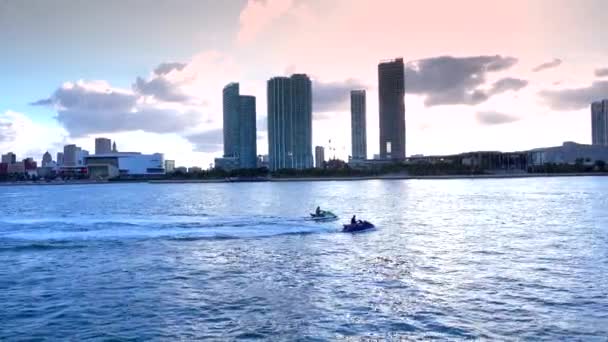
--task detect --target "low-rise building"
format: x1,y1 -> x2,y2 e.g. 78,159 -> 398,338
7,162 -> 25,174
85,152 -> 164,178
257,155 -> 269,169
527,141 -> 608,166
214,156 -> 240,171
175,166 -> 188,173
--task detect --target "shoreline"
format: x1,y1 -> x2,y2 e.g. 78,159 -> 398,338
0,172 -> 607,187
268,172 -> 608,182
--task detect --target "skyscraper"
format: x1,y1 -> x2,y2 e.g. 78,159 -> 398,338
239,95 -> 257,169
56,152 -> 64,166
221,82 -> 257,169
315,146 -> 325,168
378,58 -> 406,160
95,137 -> 112,154
223,83 -> 240,158
267,74 -> 313,170
351,90 -> 367,160
592,100 -> 608,146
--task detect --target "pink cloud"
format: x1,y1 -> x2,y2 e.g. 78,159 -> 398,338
237,0 -> 294,44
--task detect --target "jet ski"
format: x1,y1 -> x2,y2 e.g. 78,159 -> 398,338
310,210 -> 338,221
342,220 -> 375,232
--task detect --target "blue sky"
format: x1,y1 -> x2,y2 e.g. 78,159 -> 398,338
1,0 -> 608,166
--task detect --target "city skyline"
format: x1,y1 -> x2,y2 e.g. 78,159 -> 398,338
2,0 -> 608,167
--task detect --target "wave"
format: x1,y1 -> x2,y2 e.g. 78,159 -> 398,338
0,215 -> 339,243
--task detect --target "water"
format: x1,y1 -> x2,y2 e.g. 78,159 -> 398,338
1,178 -> 607,340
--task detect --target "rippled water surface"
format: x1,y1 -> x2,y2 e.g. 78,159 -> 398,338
1,178 -> 608,340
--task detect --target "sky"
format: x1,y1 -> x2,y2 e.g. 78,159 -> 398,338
1,0 -> 608,167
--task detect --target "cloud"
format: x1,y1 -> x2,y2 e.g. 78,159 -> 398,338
405,55 -> 519,106
31,52 -> 239,139
186,128 -> 223,153
32,80 -> 202,137
133,76 -> 191,102
595,68 -> 608,77
0,117 -> 16,143
532,58 -> 562,72
489,77 -> 529,95
154,62 -> 187,76
313,78 -> 367,112
539,81 -> 608,111
238,0 -> 294,44
476,111 -> 520,125
0,111 -> 66,161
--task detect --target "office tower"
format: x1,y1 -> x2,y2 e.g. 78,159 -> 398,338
592,100 -> 608,146
63,145 -> 80,166
267,74 -> 313,170
2,152 -> 16,164
223,83 -> 240,158
315,146 -> 325,168
95,137 -> 112,154
378,58 -> 406,160
164,160 -> 175,173
112,141 -> 118,153
351,90 -> 367,160
56,152 -> 64,166
239,95 -> 257,169
42,151 -> 52,167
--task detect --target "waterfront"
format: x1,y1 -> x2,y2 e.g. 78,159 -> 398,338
1,178 -> 607,340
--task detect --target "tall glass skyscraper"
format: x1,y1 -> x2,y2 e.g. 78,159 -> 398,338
221,82 -> 257,169
378,58 -> 405,160
350,90 -> 367,160
592,100 -> 608,146
267,74 -> 313,170
222,83 -> 241,158
239,96 -> 257,169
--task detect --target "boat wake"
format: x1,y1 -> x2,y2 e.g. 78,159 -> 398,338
0,215 -> 338,244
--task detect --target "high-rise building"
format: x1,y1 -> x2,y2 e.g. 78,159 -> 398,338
42,151 -> 53,167
378,58 -> 406,160
267,74 -> 313,170
95,137 -> 112,154
351,90 -> 367,160
592,100 -> 608,146
112,141 -> 118,153
63,145 -> 88,166
315,146 -> 325,168
63,145 -> 79,166
164,160 -> 175,173
239,95 -> 257,169
56,152 -> 64,166
223,83 -> 241,158
1,152 -> 16,164
221,82 -> 258,169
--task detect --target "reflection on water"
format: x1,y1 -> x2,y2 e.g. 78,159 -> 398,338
1,178 -> 608,340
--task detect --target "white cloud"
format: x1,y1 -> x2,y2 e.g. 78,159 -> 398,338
0,111 -> 67,162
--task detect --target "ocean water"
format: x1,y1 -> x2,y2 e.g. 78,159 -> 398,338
1,178 -> 607,340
